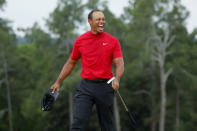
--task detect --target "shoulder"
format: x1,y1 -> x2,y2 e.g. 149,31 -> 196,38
103,32 -> 119,42
73,32 -> 90,46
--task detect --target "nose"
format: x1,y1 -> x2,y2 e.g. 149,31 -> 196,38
100,19 -> 105,24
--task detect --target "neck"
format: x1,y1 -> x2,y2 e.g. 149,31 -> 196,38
91,29 -> 101,35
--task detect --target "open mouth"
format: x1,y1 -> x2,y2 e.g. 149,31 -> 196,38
98,24 -> 104,32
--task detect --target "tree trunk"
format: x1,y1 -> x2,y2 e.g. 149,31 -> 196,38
151,59 -> 156,131
175,86 -> 180,131
69,92 -> 73,127
151,97 -> 156,131
151,28 -> 174,131
159,67 -> 166,131
2,52 -> 13,131
114,95 -> 121,131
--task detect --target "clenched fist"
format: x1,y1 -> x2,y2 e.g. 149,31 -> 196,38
112,78 -> 119,91
50,83 -> 60,93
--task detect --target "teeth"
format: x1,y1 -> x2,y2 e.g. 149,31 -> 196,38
99,25 -> 103,27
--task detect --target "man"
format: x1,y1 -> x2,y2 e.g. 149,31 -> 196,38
51,9 -> 124,131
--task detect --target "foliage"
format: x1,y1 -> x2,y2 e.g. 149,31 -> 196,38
1,0 -> 197,130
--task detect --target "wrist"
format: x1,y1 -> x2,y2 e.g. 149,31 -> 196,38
55,80 -> 61,86
115,77 -> 120,82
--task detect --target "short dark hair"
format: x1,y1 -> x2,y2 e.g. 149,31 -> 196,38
88,9 -> 102,20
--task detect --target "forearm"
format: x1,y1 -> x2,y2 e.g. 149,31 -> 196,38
55,58 -> 77,85
114,58 -> 124,82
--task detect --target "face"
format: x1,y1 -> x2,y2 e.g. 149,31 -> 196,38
88,11 -> 106,34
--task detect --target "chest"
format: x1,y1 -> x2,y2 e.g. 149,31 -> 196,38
78,37 -> 114,57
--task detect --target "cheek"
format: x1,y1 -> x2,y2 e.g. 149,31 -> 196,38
93,23 -> 98,28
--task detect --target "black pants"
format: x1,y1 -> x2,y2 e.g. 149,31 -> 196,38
70,79 -> 114,131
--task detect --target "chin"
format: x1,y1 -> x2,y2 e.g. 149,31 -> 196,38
98,30 -> 104,33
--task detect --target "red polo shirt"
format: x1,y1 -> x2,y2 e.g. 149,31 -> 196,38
70,31 -> 123,80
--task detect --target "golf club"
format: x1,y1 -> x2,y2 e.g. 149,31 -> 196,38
107,77 -> 137,129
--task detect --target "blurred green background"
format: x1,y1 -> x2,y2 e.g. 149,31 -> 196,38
1,0 -> 197,131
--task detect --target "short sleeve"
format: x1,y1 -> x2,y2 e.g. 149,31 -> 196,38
70,40 -> 81,60
112,39 -> 123,59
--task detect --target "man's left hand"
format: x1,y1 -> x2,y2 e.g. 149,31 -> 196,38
112,78 -> 119,91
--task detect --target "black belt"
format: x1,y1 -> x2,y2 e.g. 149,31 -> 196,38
84,78 -> 109,83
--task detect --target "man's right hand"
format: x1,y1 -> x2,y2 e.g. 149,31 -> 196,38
51,83 -> 60,93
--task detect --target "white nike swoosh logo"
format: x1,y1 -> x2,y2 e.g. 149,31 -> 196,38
103,43 -> 108,45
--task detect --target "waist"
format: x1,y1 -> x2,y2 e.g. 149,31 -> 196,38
83,78 -> 109,83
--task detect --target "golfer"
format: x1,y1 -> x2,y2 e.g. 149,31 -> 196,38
51,9 -> 124,131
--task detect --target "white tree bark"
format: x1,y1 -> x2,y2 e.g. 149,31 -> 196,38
151,58 -> 157,131
152,28 -> 174,131
114,95 -> 121,131
2,51 -> 13,131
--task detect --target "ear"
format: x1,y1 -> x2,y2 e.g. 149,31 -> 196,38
88,19 -> 92,25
